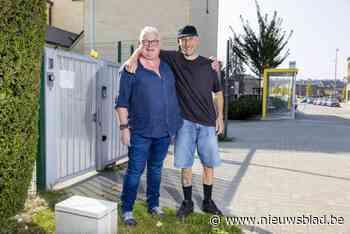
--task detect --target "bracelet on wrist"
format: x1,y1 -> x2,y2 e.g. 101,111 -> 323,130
119,123 -> 129,130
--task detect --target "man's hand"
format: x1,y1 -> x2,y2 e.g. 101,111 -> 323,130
124,45 -> 142,73
209,56 -> 220,73
121,128 -> 131,146
124,58 -> 138,74
216,117 -> 224,135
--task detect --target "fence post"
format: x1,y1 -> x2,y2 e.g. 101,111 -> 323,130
37,55 -> 46,191
130,45 -> 134,55
117,41 -> 122,63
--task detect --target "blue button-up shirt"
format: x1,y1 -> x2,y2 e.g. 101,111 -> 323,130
115,60 -> 183,138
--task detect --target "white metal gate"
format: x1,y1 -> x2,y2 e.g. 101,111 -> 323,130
43,48 -> 127,190
96,61 -> 128,170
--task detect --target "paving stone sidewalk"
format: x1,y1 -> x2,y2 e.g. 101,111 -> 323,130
66,105 -> 350,234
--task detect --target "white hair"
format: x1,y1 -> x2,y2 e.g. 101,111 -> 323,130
139,26 -> 160,42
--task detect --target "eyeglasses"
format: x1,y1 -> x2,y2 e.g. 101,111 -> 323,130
141,40 -> 160,47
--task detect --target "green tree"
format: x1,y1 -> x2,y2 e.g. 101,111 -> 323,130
231,0 -> 293,78
306,81 -> 313,97
0,0 -> 46,224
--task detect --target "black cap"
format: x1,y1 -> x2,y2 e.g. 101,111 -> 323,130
177,25 -> 199,39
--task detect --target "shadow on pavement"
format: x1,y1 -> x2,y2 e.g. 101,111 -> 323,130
61,149 -> 273,234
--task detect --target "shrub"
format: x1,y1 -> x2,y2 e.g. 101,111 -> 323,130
0,0 -> 46,225
228,95 -> 262,120
268,96 -> 288,112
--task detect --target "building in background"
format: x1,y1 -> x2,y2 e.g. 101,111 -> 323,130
85,0 -> 219,62
49,0 -> 219,62
228,74 -> 260,96
222,73 -> 260,103
295,80 -> 308,97
45,26 -> 84,50
295,79 -> 346,98
45,0 -> 84,51
48,0 -> 84,34
347,57 -> 350,102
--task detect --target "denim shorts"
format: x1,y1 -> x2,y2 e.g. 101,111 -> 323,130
174,119 -> 221,168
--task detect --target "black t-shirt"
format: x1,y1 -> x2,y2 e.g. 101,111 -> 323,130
160,50 -> 222,126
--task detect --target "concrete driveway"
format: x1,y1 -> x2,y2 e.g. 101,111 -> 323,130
160,103 -> 350,234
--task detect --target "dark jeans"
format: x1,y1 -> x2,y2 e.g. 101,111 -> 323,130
121,133 -> 170,213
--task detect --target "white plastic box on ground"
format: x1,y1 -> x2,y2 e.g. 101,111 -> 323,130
55,195 -> 117,234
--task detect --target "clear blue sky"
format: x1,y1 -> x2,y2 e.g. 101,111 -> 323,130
218,0 -> 350,80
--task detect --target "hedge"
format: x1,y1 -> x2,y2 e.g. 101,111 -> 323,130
0,0 -> 46,225
268,97 -> 289,113
228,95 -> 262,120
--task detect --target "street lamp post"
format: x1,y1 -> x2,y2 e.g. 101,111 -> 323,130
223,39 -> 231,139
334,48 -> 339,98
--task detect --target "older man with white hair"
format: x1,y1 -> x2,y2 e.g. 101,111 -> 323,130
115,26 -> 183,226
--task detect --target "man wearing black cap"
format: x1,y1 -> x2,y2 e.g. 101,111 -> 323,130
125,25 -> 224,219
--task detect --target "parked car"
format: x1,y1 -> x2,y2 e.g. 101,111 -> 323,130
318,98 -> 323,105
306,97 -> 314,104
300,97 -> 307,103
314,98 -> 321,105
300,96 -> 313,104
320,97 -> 328,106
326,98 -> 340,107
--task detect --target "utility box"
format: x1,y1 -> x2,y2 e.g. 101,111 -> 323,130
55,196 -> 117,234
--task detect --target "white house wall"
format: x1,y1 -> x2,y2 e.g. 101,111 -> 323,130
189,0 -> 219,57
84,0 -> 218,61
51,0 -> 84,34
84,0 -> 190,47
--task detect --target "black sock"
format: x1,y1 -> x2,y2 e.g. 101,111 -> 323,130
183,186 -> 192,201
203,184 -> 212,202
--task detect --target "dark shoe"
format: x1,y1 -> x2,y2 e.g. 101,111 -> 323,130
123,212 -> 137,226
148,206 -> 165,219
202,199 -> 222,215
124,218 -> 137,226
176,200 -> 194,219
